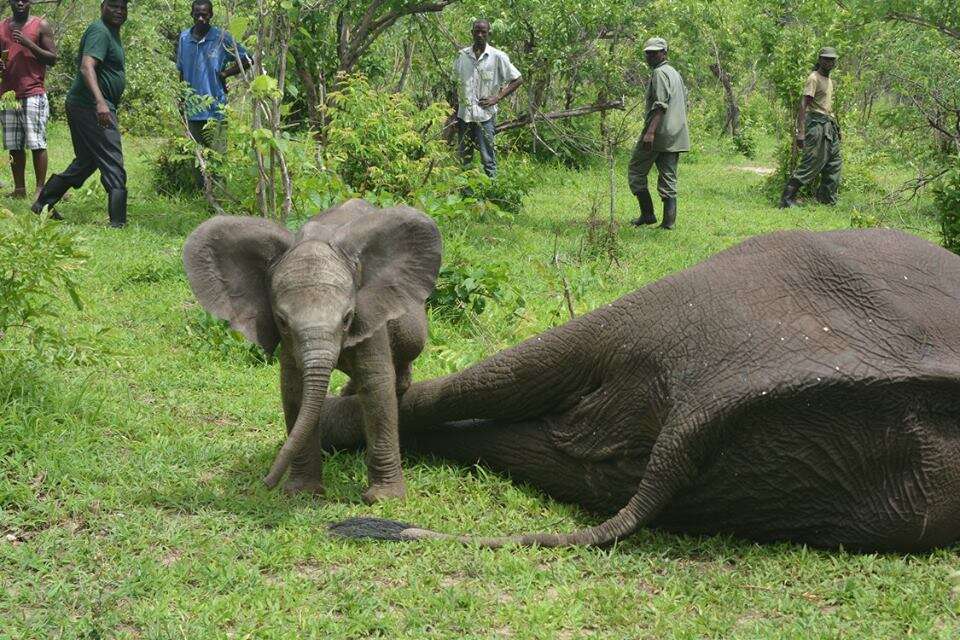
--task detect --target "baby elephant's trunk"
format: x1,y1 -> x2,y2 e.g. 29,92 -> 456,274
263,349 -> 336,488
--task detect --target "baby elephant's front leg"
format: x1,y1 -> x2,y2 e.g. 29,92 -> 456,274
350,330 -> 406,504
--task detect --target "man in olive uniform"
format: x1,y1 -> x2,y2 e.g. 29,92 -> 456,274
31,0 -> 128,226
779,47 -> 841,208
628,37 -> 689,230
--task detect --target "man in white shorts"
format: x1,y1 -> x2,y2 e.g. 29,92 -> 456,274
0,0 -> 58,200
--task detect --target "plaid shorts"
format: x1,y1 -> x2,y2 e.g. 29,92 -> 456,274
1,93 -> 49,151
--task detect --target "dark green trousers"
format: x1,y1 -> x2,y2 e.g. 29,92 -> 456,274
628,143 -> 679,199
792,114 -> 842,204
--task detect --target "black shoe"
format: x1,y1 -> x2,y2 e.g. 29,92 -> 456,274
108,188 -> 127,227
630,190 -> 657,226
659,198 -> 677,230
30,200 -> 63,221
779,179 -> 802,209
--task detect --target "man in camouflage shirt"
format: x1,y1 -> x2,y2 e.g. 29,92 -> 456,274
779,47 -> 841,208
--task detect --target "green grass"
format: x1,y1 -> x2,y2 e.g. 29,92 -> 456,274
1,122 -> 957,638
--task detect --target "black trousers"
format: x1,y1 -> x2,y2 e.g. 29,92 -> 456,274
39,102 -> 127,207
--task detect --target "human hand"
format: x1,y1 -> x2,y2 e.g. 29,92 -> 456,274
795,132 -> 805,148
477,95 -> 499,108
12,30 -> 31,49
96,101 -> 113,128
642,130 -> 655,150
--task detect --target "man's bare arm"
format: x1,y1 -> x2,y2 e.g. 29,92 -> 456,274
478,77 -> 522,108
642,107 -> 664,150
80,55 -> 113,127
14,18 -> 58,66
795,95 -> 813,147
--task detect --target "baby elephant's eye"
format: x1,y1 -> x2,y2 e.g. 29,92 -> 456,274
342,311 -> 353,328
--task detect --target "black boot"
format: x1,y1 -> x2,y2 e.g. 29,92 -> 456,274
630,190 -> 657,226
659,198 -> 676,230
778,178 -> 801,209
31,174 -> 69,220
108,189 -> 127,228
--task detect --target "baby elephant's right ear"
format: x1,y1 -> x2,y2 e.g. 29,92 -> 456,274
182,215 -> 293,354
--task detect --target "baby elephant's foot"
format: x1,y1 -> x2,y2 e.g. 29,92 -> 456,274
362,481 -> 406,504
283,476 -> 326,497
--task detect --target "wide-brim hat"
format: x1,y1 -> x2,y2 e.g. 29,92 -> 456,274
643,37 -> 668,52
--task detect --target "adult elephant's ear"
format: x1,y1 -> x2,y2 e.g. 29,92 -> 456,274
182,215 -> 293,354
333,205 -> 442,348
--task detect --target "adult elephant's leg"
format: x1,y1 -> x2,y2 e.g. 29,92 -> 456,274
402,418 -> 642,514
398,320 -> 598,430
279,349 -> 326,495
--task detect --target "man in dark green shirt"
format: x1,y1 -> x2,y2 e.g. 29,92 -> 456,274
31,0 -> 128,226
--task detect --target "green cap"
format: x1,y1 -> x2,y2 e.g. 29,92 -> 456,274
818,47 -> 838,59
643,37 -> 668,52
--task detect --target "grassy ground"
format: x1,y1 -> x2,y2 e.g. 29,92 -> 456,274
1,122 -> 957,639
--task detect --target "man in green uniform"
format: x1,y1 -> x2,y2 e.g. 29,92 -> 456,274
628,37 -> 689,230
31,0 -> 128,226
779,47 -> 841,208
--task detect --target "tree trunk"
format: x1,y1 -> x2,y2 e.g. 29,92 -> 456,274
710,62 -> 740,136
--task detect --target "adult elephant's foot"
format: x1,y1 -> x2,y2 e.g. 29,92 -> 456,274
362,480 -> 406,504
283,475 -> 326,497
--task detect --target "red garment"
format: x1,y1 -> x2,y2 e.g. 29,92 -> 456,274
0,16 -> 46,99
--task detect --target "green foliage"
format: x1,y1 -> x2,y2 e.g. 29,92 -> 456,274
730,127 -> 757,159
151,136 -> 201,197
428,261 -> 511,321
184,308 -> 272,367
0,211 -> 88,364
324,74 -> 458,200
934,159 -> 960,254
466,157 -> 535,214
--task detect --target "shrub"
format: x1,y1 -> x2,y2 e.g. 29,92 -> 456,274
934,160 -> 960,255
323,74 -> 459,201
467,157 -> 536,214
428,262 -> 511,322
0,211 -> 88,364
184,308 -> 272,367
151,136 -> 201,197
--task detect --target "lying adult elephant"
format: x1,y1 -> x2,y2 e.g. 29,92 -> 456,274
325,228 -> 960,552
183,199 -> 441,503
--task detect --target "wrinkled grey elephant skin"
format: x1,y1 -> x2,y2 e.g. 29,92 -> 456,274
323,229 -> 960,551
183,199 -> 441,504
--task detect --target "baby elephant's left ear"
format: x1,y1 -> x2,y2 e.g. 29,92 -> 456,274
333,205 -> 442,347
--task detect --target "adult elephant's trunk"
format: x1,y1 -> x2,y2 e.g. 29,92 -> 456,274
263,346 -> 337,489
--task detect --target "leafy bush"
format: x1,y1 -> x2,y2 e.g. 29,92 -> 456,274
324,74 -> 460,200
427,262 -> 511,321
184,308 -> 272,366
151,136 -> 201,197
0,211 -> 87,364
466,157 -> 536,214
730,127 -> 757,159
934,160 -> 960,255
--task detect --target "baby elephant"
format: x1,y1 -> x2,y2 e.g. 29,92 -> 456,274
183,199 -> 441,503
